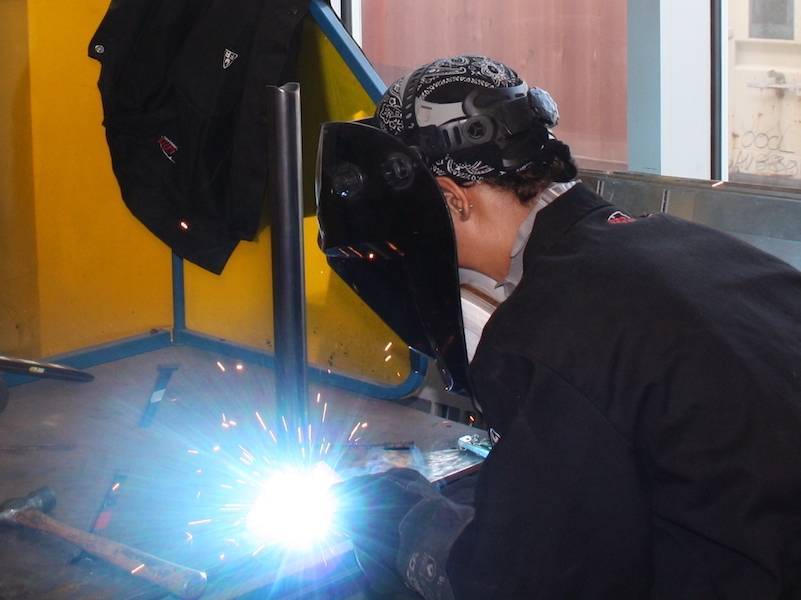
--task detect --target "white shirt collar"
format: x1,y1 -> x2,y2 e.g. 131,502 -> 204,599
497,179 -> 579,296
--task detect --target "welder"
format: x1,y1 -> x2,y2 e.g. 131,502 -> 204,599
320,56 -> 801,599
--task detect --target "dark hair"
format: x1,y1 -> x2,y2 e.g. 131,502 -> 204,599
471,138 -> 578,204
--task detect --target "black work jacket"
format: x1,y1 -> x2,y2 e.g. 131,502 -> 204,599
89,0 -> 308,273
449,183 -> 801,599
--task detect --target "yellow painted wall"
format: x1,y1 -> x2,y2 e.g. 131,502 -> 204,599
25,0 -> 173,356
0,0 -> 39,358
3,4 -> 409,386
185,19 -> 410,385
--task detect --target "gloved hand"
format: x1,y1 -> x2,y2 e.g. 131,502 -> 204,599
334,468 -> 440,595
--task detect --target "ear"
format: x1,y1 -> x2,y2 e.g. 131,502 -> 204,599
436,176 -> 471,221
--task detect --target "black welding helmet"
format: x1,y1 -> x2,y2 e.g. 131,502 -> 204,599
316,120 -> 471,394
316,56 -> 563,397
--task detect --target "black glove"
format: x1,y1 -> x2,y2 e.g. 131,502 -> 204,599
334,468 -> 440,595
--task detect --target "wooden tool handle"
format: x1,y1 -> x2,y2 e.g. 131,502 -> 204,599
14,509 -> 207,599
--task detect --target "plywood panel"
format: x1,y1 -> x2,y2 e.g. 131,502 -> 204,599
362,0 -> 628,170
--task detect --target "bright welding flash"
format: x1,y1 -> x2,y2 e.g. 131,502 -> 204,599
246,462 -> 340,550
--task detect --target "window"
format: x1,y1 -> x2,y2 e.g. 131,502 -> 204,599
356,0 -> 628,172
728,0 -> 801,188
750,0 -> 794,40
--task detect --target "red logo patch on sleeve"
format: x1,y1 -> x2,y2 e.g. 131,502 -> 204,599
607,211 -> 635,224
157,135 -> 178,163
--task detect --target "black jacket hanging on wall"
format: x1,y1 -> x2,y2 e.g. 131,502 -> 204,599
89,0 -> 308,273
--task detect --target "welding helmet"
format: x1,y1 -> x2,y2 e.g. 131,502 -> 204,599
316,56 -> 560,397
317,120 -> 470,393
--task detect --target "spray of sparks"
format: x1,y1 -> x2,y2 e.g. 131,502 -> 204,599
177,380 -> 369,568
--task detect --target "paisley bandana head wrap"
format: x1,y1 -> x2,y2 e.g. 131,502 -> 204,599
376,55 -> 537,183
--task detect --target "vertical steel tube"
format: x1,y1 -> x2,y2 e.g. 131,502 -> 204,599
267,82 -> 308,428
171,252 -> 186,332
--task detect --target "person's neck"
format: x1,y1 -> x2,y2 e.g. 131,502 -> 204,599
471,204 -> 532,282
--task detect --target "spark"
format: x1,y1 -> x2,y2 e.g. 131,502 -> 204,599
368,252 -> 375,260
308,424 -> 313,445
268,429 -> 278,444
184,532 -> 193,542
281,416 -> 288,432
297,427 -> 303,445
322,402 -> 328,423
255,411 -> 267,431
187,449 -> 200,455
111,482 -> 121,492
236,363 -> 244,372
384,355 -> 392,362
188,519 -> 212,526
252,544 -> 267,557
348,422 -> 362,442
229,420 -> 238,427
316,392 -> 321,404
384,342 -> 393,352
361,422 -> 368,429
217,361 -> 226,372
196,469 -> 203,475
239,446 -> 255,461
712,180 -> 724,187
179,221 -> 190,231
219,553 -> 226,561
397,371 -> 402,378
213,445 -> 221,453
131,564 -> 146,575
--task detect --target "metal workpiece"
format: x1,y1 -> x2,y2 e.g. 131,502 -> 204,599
267,82 -> 309,429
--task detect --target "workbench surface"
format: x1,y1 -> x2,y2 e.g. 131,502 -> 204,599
0,346 -> 481,599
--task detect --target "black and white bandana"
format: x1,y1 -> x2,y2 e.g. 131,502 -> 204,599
376,55 -> 532,183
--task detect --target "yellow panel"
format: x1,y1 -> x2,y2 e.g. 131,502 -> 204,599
185,18 -> 409,385
0,0 -> 39,357
26,0 -> 172,356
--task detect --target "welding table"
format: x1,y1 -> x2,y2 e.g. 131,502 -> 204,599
0,345 -> 482,599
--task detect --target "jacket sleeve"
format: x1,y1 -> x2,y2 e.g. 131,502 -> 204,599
448,354 -> 652,599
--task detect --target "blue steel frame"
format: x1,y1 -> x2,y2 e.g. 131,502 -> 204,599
5,2 -> 427,400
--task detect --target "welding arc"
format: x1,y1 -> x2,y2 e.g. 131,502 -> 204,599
11,508 -> 207,599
